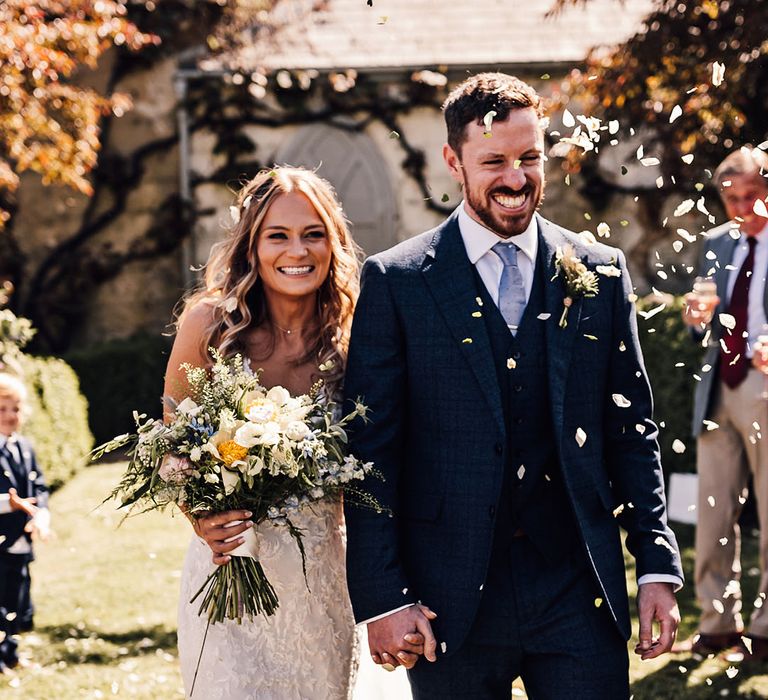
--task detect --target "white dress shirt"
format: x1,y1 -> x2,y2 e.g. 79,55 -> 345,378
457,204 -> 538,305
723,223 -> 768,357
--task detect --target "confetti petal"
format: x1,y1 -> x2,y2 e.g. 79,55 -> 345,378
562,109 -> 575,127
669,105 -> 683,123
612,394 -> 631,408
753,199 -> 768,219
674,199 -> 694,217
719,313 -> 736,330
672,439 -> 686,454
712,61 -> 725,87
575,427 -> 587,447
507,358 -> 517,370
681,154 -> 694,164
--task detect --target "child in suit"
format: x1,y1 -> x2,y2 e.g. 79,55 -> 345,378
0,373 -> 49,673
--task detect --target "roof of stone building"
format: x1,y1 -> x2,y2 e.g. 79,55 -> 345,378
208,0 -> 654,73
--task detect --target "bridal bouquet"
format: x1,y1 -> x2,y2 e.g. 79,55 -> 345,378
95,350 -> 378,625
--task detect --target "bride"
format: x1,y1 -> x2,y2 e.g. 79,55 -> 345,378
165,166 -> 370,699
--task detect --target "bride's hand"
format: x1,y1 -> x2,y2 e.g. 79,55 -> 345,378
191,510 -> 254,566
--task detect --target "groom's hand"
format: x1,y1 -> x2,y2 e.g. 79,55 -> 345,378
368,604 -> 438,670
634,582 -> 680,660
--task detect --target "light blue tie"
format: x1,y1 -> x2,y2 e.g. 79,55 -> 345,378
492,241 -> 526,333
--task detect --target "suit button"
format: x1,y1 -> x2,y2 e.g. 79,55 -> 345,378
513,351 -> 521,360
514,385 -> 523,393
489,505 -> 496,519
494,443 -> 503,456
515,417 -> 524,425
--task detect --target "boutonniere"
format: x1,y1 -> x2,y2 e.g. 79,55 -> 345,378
553,244 -> 599,328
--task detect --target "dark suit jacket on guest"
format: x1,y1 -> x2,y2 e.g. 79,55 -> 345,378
343,210 -> 683,656
0,435 -> 48,561
690,223 -> 768,436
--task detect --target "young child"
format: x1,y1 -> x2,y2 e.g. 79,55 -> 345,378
0,373 -> 49,673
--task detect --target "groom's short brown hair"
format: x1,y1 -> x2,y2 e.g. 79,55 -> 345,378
442,73 -> 544,155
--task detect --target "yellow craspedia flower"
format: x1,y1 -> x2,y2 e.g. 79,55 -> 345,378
218,440 -> 248,467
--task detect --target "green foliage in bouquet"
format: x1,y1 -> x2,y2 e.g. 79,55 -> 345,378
65,333 -> 171,445
96,351 -> 381,631
636,295 -> 704,476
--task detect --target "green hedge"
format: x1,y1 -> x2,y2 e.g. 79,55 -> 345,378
18,354 -> 93,491
65,333 -> 172,446
636,295 -> 704,474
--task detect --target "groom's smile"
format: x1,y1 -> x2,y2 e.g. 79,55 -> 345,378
443,106 -> 545,239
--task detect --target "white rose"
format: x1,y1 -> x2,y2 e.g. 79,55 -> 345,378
266,385 -> 291,407
285,421 -> 310,442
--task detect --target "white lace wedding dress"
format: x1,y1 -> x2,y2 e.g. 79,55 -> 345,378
178,497 -> 359,699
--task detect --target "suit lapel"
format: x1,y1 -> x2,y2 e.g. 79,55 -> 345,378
538,216 -> 583,435
0,443 -> 19,490
421,213 -> 505,435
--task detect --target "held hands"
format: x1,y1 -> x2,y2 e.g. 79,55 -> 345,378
368,604 -> 438,671
191,509 -> 254,566
634,582 -> 680,660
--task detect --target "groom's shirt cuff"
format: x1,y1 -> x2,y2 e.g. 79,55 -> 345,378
359,604 -> 415,625
638,573 -> 683,592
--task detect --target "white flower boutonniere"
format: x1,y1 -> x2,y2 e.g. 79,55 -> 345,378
553,244 -> 599,328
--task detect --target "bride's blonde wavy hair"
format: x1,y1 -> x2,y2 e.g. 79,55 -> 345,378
178,166 -> 361,388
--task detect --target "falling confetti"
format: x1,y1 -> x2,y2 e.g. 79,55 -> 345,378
672,439 -> 686,454
562,109 -> 575,127
719,313 -> 736,330
507,358 -> 517,370
517,465 -> 525,480
669,105 -> 683,123
673,199 -> 695,217
597,222 -> 611,237
483,110 -> 497,135
681,154 -> 694,164
713,599 -> 725,614
754,199 -> 768,219
229,205 -> 241,224
712,61 -> 726,86
725,666 -> 738,679
575,427 -> 587,447
612,394 -> 631,408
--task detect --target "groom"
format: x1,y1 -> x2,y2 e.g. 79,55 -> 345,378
343,73 -> 683,698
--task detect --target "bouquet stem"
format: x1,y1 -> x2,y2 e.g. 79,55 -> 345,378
191,556 -> 279,624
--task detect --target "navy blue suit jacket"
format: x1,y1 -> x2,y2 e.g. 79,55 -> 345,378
343,211 -> 683,655
0,435 -> 48,560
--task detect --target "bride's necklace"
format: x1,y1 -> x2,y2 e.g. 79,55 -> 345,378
271,321 -> 304,336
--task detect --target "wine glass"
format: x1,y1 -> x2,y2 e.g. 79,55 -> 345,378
685,276 -> 719,328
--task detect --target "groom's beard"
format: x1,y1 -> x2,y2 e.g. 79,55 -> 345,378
463,177 -> 545,239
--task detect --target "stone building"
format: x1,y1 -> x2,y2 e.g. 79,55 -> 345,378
11,0 -> 711,352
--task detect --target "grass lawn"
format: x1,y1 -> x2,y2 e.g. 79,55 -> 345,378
2,463 -> 768,698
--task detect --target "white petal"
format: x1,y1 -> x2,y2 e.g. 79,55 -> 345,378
575,428 -> 587,447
